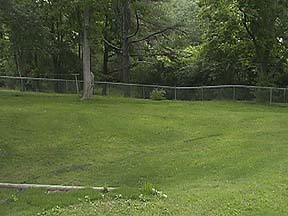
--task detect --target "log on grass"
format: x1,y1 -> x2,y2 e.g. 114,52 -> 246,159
0,183 -> 116,192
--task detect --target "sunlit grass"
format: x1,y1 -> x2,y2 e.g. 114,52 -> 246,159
1,90 -> 288,215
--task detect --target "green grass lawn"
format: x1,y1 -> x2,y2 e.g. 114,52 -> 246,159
1,90 -> 288,215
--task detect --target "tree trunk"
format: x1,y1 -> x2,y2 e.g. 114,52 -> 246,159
52,54 -> 64,93
82,6 -> 94,100
102,14 -> 110,96
122,0 -> 131,96
13,47 -> 24,91
34,52 -> 40,91
102,42 -> 109,96
257,48 -> 271,85
77,6 -> 82,61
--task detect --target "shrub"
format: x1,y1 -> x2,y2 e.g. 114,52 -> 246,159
150,89 -> 166,101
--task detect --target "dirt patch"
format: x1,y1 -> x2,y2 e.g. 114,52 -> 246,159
184,134 -> 221,143
52,164 -> 92,175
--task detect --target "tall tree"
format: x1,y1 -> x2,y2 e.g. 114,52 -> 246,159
82,5 -> 94,99
121,0 -> 131,83
238,0 -> 280,85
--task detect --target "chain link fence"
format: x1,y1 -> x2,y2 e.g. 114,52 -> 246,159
1,76 -> 287,104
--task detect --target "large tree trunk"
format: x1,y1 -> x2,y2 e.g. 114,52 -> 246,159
122,0 -> 131,96
11,36 -> 24,91
50,20 -> 64,93
13,46 -> 24,91
82,6 -> 94,100
102,14 -> 109,96
77,6 -> 82,61
102,42 -> 109,96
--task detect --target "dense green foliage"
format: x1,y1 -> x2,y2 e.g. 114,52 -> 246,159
0,0 -> 287,87
1,91 -> 288,215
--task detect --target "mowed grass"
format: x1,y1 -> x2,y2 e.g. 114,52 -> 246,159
1,90 -> 288,215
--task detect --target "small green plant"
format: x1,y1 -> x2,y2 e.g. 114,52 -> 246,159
141,182 -> 155,195
37,205 -> 62,216
151,188 -> 168,199
114,194 -> 122,200
84,195 -> 91,203
11,194 -> 18,202
139,183 -> 168,201
150,89 -> 166,100
102,184 -> 109,193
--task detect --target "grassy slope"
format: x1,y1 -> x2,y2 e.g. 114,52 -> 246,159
0,90 -> 288,215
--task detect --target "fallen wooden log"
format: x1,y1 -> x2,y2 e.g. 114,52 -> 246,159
0,183 -> 116,192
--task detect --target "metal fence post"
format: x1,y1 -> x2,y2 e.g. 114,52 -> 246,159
174,86 -> 177,100
142,86 -> 145,99
130,85 -> 132,98
73,74 -> 79,94
270,88 -> 273,105
20,77 -> 24,92
201,87 -> 204,101
107,83 -> 110,96
284,88 -> 286,103
65,80 -> 68,93
233,86 -> 236,100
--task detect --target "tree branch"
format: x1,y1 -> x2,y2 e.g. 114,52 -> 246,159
130,26 -> 177,44
103,38 -> 121,51
130,61 -> 156,68
128,10 -> 140,39
239,7 -> 258,48
108,52 -> 117,58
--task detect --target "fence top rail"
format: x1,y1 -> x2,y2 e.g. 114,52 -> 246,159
94,81 -> 176,89
0,75 -> 75,82
176,85 -> 287,90
0,75 -> 287,91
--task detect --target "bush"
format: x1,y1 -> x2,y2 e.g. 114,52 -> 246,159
150,89 -> 166,100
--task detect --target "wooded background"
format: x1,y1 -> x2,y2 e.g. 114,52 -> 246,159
0,0 -> 288,89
